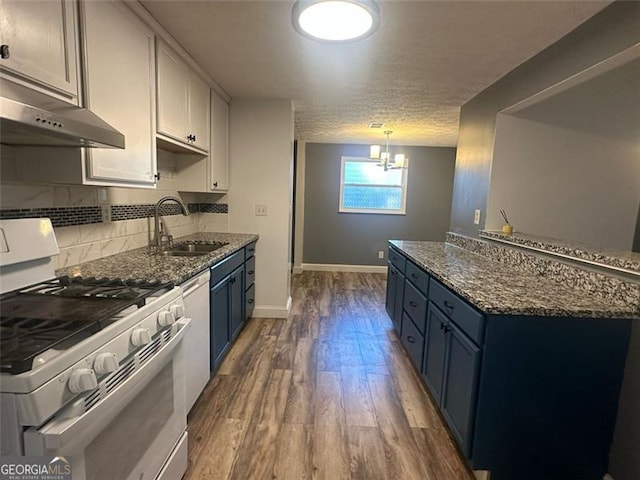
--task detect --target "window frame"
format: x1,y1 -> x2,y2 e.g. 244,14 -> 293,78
338,156 -> 408,215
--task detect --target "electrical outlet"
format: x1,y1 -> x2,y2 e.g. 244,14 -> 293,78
255,204 -> 268,216
474,209 -> 481,225
378,250 -> 384,259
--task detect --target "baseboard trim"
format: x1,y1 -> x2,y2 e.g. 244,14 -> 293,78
301,263 -> 387,274
252,296 -> 292,319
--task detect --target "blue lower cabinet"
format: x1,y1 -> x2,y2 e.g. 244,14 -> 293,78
210,245 -> 256,372
441,320 -> 481,458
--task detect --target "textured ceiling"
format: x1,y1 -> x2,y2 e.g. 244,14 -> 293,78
139,0 -> 610,147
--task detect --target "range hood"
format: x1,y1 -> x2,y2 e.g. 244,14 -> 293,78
0,97 -> 125,149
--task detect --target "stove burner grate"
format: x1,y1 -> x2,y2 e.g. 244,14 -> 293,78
0,276 -> 173,374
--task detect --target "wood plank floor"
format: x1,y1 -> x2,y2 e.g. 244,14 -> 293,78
184,271 -> 475,480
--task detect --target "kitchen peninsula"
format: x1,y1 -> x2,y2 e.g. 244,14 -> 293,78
386,235 -> 639,480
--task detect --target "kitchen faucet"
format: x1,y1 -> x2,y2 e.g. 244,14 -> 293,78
152,196 -> 190,251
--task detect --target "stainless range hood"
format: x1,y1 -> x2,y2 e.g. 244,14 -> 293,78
0,97 -> 125,149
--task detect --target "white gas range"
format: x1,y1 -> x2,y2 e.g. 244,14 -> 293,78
0,218 -> 191,480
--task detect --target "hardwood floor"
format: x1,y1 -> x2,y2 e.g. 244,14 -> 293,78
184,271 -> 475,480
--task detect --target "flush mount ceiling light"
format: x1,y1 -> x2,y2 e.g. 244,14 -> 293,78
292,0 -> 380,43
370,130 -> 408,171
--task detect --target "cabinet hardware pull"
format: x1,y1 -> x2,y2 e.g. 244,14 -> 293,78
407,335 -> 415,343
443,325 -> 450,333
213,181 -> 218,188
248,299 -> 254,304
409,301 -> 417,307
248,270 -> 254,275
0,45 -> 9,59
443,300 -> 454,310
411,273 -> 418,279
390,270 -> 396,276
230,277 -> 236,284
153,172 -> 161,180
440,322 -> 445,330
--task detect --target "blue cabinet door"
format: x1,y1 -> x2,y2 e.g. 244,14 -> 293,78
210,277 -> 230,370
229,265 -> 245,340
385,264 -> 404,334
423,305 -> 448,405
441,320 -> 481,458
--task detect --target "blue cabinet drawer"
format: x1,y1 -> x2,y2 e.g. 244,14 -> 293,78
401,312 -> 425,372
245,283 -> 255,320
405,261 -> 429,295
388,247 -> 406,273
245,241 -> 256,260
429,279 -> 484,344
211,249 -> 244,286
245,255 -> 256,287
403,280 -> 427,334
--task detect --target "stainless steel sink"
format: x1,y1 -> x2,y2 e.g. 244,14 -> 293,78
155,241 -> 228,257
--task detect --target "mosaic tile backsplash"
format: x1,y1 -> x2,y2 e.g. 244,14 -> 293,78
446,232 -> 640,310
0,203 -> 228,225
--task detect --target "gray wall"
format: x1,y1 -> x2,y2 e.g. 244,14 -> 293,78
487,114 -> 640,250
449,1 -> 640,237
303,143 -> 455,266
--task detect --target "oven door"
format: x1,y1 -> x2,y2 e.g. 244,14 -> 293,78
23,319 -> 190,480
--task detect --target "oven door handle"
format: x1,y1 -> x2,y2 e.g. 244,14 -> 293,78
25,318 -> 191,453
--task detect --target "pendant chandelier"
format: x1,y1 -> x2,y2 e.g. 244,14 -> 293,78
369,130 -> 407,171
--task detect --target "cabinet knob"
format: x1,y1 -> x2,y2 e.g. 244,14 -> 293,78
248,299 -> 254,304
443,300 -> 454,311
248,270 -> 254,275
0,45 -> 9,59
212,181 -> 218,188
443,325 -> 450,334
407,335 -> 415,343
409,301 -> 417,308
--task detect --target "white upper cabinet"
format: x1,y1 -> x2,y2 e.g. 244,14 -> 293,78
81,0 -> 157,186
176,89 -> 229,193
0,0 -> 80,104
157,42 -> 210,153
210,90 -> 229,191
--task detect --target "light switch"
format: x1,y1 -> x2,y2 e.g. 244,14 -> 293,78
255,204 -> 268,216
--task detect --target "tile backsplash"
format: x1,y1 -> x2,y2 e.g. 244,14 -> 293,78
0,153 -> 228,269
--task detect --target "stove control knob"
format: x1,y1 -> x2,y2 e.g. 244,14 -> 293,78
131,328 -> 151,347
170,304 -> 184,319
68,368 -> 98,393
158,311 -> 175,327
94,353 -> 118,375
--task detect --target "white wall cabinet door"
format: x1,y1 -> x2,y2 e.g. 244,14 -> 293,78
0,0 -> 79,103
82,0 -> 157,186
157,41 -> 210,153
188,74 -> 210,152
211,91 -> 229,191
157,42 -> 190,145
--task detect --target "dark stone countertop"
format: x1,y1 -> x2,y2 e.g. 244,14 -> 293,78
390,240 -> 639,319
56,232 -> 258,286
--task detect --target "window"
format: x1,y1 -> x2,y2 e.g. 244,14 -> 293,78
339,156 -> 408,214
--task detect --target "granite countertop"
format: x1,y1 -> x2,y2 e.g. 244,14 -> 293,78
56,232 -> 258,285
390,240 -> 639,319
479,230 -> 640,275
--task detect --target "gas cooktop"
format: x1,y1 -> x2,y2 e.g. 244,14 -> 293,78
0,276 -> 173,375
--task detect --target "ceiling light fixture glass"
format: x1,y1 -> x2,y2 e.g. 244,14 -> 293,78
292,0 -> 380,43
370,130 -> 408,171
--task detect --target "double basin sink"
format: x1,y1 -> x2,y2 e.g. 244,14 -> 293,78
156,241 -> 228,257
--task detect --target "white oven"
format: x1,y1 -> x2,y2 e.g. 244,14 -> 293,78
22,318 -> 190,480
